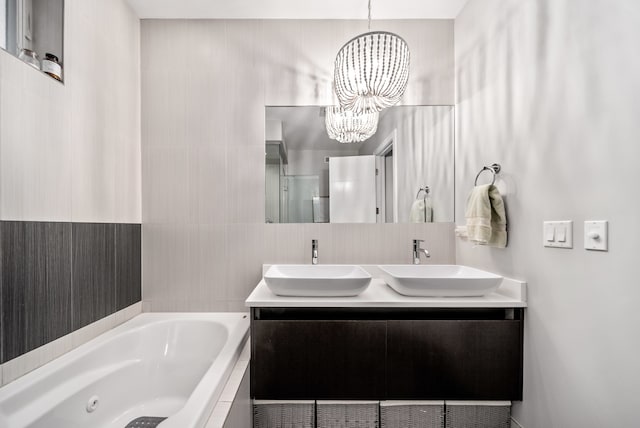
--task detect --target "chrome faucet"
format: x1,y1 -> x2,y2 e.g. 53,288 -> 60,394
312,239 -> 318,265
413,239 -> 430,264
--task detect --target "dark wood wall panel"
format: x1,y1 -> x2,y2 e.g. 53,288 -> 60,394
72,223 -> 116,329
0,221 -> 141,363
1,222 -> 72,363
115,224 -> 142,311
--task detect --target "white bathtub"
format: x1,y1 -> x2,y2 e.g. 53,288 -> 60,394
0,313 -> 250,428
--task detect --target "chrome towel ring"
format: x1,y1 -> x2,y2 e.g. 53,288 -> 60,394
416,186 -> 430,200
474,163 -> 502,186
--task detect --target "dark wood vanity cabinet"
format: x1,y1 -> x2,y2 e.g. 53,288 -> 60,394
251,320 -> 386,399
387,320 -> 523,400
250,308 -> 523,401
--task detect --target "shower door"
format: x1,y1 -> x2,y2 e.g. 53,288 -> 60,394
281,175 -> 319,223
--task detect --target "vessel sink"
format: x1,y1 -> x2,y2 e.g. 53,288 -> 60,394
378,265 -> 503,297
264,265 -> 372,297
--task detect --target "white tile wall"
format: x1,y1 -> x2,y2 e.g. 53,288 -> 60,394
0,55 -> 72,221
141,19 -> 457,311
221,370 -> 251,428
0,0 -> 141,223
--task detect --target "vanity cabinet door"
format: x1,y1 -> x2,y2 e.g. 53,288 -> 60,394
387,320 -> 523,400
251,320 -> 386,399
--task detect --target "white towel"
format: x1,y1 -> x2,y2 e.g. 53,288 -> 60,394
455,226 -> 469,240
410,198 -> 433,223
465,184 -> 507,247
425,197 -> 433,222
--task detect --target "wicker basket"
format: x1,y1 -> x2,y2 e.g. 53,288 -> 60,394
253,400 -> 315,428
380,400 -> 444,428
316,401 -> 379,428
444,401 -> 511,428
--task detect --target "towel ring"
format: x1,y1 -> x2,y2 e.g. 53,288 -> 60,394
416,186 -> 430,200
474,163 -> 501,186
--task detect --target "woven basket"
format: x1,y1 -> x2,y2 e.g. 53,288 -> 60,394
381,401 -> 444,428
445,401 -> 511,428
317,401 -> 379,428
253,400 -> 315,428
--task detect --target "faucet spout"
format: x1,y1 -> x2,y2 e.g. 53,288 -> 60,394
412,239 -> 430,264
312,239 -> 318,265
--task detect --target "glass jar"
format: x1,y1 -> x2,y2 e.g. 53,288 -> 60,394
42,53 -> 63,81
18,48 -> 40,71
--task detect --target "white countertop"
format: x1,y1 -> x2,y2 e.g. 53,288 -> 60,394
245,265 -> 527,308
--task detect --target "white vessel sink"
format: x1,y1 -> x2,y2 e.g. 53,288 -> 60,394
378,265 -> 503,297
264,265 -> 372,297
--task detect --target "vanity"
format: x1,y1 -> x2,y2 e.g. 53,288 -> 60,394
245,265 -> 526,403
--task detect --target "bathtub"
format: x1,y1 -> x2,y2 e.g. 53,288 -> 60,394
0,313 -> 250,428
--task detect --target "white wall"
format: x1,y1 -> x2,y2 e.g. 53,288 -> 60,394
141,19 -> 456,311
455,0 -> 640,426
0,0 -> 141,223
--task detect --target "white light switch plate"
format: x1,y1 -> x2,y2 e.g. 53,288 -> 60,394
584,221 -> 608,251
543,221 -> 573,248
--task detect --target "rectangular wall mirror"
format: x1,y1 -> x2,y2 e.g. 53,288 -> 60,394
265,105 -> 454,224
1,0 -> 64,82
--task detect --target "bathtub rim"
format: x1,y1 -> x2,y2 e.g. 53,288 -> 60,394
0,312 -> 250,428
159,313 -> 250,428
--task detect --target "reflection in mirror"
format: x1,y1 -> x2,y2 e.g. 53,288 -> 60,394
1,0 -> 64,82
265,106 -> 454,224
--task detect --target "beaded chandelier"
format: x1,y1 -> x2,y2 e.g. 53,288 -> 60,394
325,106 -> 379,143
333,1 -> 410,113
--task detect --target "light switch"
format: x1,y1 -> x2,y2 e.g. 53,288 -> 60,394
584,221 -> 608,251
545,225 -> 555,242
543,221 -> 573,248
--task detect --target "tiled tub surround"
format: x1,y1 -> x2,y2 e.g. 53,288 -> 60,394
205,340 -> 251,428
0,222 -> 142,368
0,313 -> 250,428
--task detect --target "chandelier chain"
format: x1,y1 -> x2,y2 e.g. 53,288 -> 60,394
368,0 -> 371,31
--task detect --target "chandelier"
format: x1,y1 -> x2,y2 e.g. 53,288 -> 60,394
325,106 -> 379,143
333,0 -> 410,114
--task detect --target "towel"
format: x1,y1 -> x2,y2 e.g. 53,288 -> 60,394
410,198 -> 433,223
465,184 -> 507,247
455,226 -> 469,240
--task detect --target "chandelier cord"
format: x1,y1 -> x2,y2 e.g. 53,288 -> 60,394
368,0 -> 372,31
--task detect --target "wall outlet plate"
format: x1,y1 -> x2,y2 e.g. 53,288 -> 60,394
584,221 -> 608,251
543,221 -> 573,249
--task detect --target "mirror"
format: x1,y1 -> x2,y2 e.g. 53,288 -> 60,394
1,0 -> 64,82
265,105 -> 454,224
